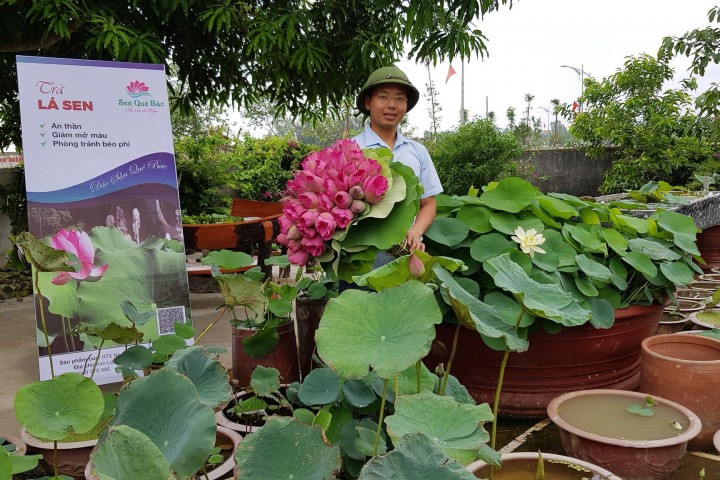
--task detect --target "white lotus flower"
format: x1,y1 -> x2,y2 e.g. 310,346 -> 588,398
511,226 -> 546,257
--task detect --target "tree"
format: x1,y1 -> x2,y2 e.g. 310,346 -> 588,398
0,0 -> 514,150
425,67 -> 443,144
506,107 -> 516,133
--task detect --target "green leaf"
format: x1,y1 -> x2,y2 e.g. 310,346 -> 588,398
110,369 -> 216,478
469,233 -> 516,262
315,281 -> 442,379
659,261 -> 694,286
563,224 -> 606,253
622,252 -> 658,277
574,277 -> 598,296
602,228 -> 628,255
293,408 -> 316,425
358,433 -> 477,480
15,373 -> 104,440
589,298 -> 615,329
456,205 -> 493,233
674,233 -> 701,256
164,346 -> 232,409
627,404 -> 655,416
250,366 -> 281,398
355,425 -> 386,457
575,254 -> 612,281
480,177 -> 537,213
654,210 -> 698,237
536,195 -> 577,219
312,410 -> 333,432
201,249 -> 254,269
628,238 -> 681,261
151,334 -> 186,356
12,232 -> 75,273
385,391 -> 493,465
489,211 -> 544,236
298,368 -> 341,405
608,259 -> 628,290
235,417 -> 341,479
113,345 -> 154,370
90,425 -> 173,480
340,418 -> 379,460
424,217 -> 469,247
242,325 -> 280,358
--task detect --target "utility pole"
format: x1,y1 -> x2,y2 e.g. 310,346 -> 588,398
561,64 -> 590,112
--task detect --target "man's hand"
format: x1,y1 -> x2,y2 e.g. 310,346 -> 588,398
404,229 -> 425,252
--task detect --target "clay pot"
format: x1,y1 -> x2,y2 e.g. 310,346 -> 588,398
696,224 -> 720,272
295,296 -> 328,379
1,433 -> 27,456
84,426 -> 242,480
655,312 -> 689,335
424,302 -> 664,416
690,281 -> 719,292
547,389 -> 701,480
640,334 -> 720,450
215,388 -> 290,436
663,298 -> 705,314
21,428 -> 97,480
231,322 -> 299,387
674,288 -> 710,301
714,430 -> 720,453
689,309 -> 720,329
712,267 -> 720,274
698,273 -> 720,283
465,452 -> 621,479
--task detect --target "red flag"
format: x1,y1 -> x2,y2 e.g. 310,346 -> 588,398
446,64 -> 456,84
572,101 -> 579,111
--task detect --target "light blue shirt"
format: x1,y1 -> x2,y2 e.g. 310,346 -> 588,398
353,125 -> 443,199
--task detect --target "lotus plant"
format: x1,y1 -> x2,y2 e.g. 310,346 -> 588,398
49,228 -> 108,285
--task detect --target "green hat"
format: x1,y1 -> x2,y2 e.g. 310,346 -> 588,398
356,66 -> 419,116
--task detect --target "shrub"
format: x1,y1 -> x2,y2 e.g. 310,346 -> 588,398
429,119 -> 523,196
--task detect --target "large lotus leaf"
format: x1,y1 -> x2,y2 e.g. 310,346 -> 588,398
110,368 -> 216,478
489,211 -> 544,236
342,379 -> 377,408
12,232 -> 75,272
339,163 -> 419,249
424,217 -> 469,247
212,270 -> 267,321
315,281 -> 441,379
530,202 -> 562,229
355,426 -> 387,457
433,266 -> 527,352
90,425 -> 174,480
114,345 -> 154,370
298,367 -> 341,405
3,449 -> 41,476
200,249 -> 254,269
235,417 -> 341,479
673,233 -> 701,256
541,230 -> 577,267
562,224 -> 606,253
483,291 -> 535,328
579,206 -> 601,225
385,391 -> 493,465
250,366 -> 281,397
81,322 -> 143,345
621,252 -> 658,277
444,375 -> 476,405
358,433 -> 476,480
536,195 -> 577,219
575,254 -> 612,282
653,209 -> 698,237
456,205 -> 493,233
613,214 -> 650,234
602,228 -> 628,255
36,272 -> 80,318
628,238 -> 681,261
469,233 -> 516,262
395,362 -> 437,395
486,254 -> 591,327
164,346 -> 231,409
0,448 -> 10,479
659,261 -> 694,285
353,250 -> 465,291
480,177 -> 537,213
15,372 -> 104,440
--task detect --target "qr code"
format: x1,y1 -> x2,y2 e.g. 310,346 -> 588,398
156,306 -> 186,335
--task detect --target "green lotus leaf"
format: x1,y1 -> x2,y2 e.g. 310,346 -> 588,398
315,281 -> 442,379
482,292 -> 535,328
325,405 -> 353,443
164,346 -> 231,409
15,373 -> 104,440
0,448 -> 11,478
659,261 -> 694,286
340,418 -> 380,460
673,233 -> 701,256
579,206 -> 601,224
313,410 -> 333,431
242,325 -> 280,357
12,232 -> 75,272
36,271 -> 80,318
336,247 -> 378,283
608,258 -> 629,290
358,432 -> 477,480
298,367 -> 341,406
530,201 -> 562,229
488,211 -> 544,235
293,408 -> 316,425
235,417 -> 341,479
342,379 -> 377,408
622,252 -> 658,277
542,230 -> 577,267
120,300 -> 156,326
547,191 -> 589,207
353,250 -> 465,291
536,195 -> 578,219
212,270 -> 267,322
151,334 -> 186,356
90,425 -> 173,480
357,168 -> 407,221
443,375 -> 476,405
487,254 -> 592,327
424,217 -> 470,247
82,322 -> 143,344
395,362 -> 437,395
653,210 -> 699,237
114,345 -> 154,370
575,277 -> 599,296
575,254 -> 612,282
173,322 -> 196,339
110,369 -> 216,478
629,237 -> 682,262
384,391 -> 493,465
602,228 -> 628,255
480,177 -> 537,213
456,205 -> 493,233
469,233 -> 516,262
433,266 -> 527,352
563,224 -> 606,253
250,366 -> 281,397
613,214 -> 650,233
356,425 -> 387,457
201,249 -> 254,269
589,298 -> 615,329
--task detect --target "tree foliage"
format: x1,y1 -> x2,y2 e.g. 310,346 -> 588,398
0,0 -> 513,150
430,119 -> 523,196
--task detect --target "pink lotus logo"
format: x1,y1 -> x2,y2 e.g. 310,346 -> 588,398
125,80 -> 151,98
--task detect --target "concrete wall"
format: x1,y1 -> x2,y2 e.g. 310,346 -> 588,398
521,148 -> 617,197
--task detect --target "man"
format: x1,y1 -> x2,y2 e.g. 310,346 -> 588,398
353,65 -> 443,252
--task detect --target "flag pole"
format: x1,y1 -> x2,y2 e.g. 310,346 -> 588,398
460,59 -> 465,126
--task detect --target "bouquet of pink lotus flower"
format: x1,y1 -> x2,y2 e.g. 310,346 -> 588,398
277,139 -> 421,281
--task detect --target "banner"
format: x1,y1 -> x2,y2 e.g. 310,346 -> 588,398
16,56 -> 191,384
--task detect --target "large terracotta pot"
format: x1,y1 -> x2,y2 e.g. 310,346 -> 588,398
424,302 -> 664,416
547,389 -> 701,480
21,428 -> 96,480
640,333 -> 720,450
466,452 -> 621,479
295,296 -> 328,379
696,224 -> 720,272
231,322 -> 299,387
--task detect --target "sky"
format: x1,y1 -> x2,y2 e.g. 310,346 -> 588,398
395,0 -> 720,135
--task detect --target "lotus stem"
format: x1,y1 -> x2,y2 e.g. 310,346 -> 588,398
373,378 -> 389,457
416,360 -> 421,394
395,371 -> 399,404
34,269 -> 54,378
193,308 -> 227,345
53,440 -> 58,478
89,340 -> 105,379
440,321 -> 462,396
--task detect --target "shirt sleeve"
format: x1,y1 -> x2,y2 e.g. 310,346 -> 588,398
418,145 -> 443,198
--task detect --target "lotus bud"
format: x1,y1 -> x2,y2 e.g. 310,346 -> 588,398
408,253 -> 425,278
349,185 -> 365,200
335,191 -> 353,209
286,225 -> 302,240
350,199 -> 367,214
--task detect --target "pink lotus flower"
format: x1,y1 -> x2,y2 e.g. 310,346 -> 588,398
315,212 -> 337,240
362,175 -> 388,204
318,194 -> 334,213
288,247 -> 310,266
301,235 -> 326,257
335,191 -> 353,209
332,207 -> 354,229
126,80 -> 149,94
409,253 -> 426,278
50,228 -> 108,285
298,192 -> 319,209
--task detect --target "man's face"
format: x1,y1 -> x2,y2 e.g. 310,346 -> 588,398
364,84 -> 408,131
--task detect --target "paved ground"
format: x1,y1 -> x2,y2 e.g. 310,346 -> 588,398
1,286 -> 719,478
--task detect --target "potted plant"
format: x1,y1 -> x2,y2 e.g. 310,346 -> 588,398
419,176 -> 701,415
